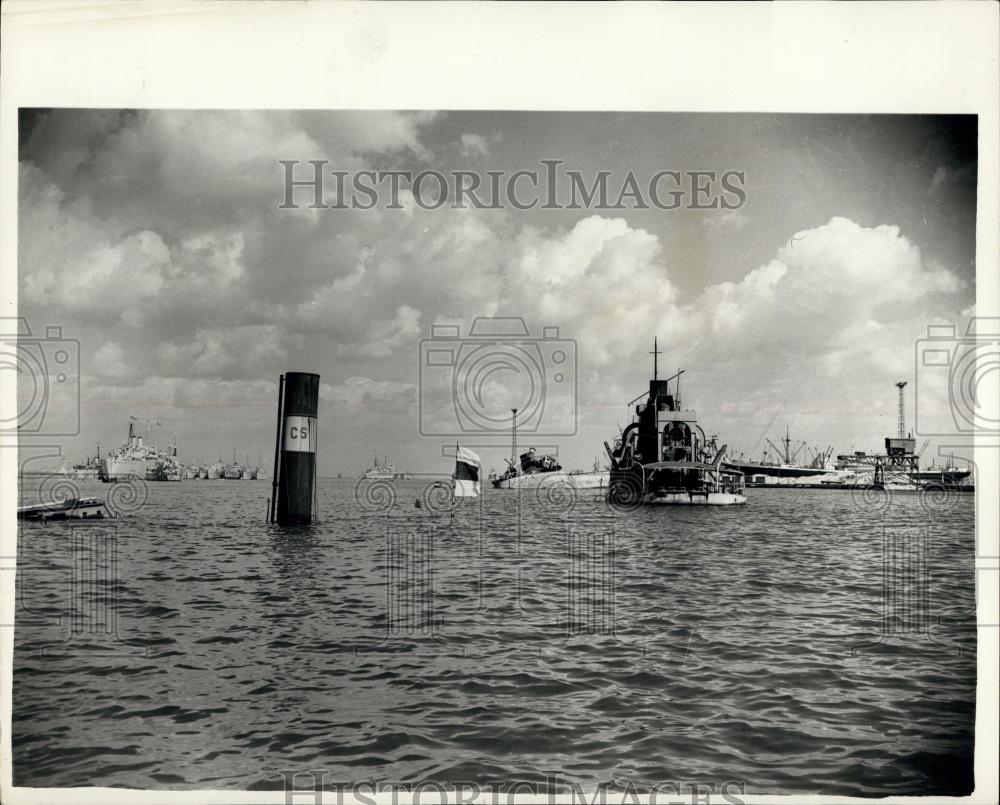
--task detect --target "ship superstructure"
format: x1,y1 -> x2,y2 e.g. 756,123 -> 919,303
100,421 -> 184,481
100,423 -> 151,481
606,341 -> 746,506
361,455 -> 398,480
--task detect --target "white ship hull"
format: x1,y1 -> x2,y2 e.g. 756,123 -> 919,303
746,470 -> 852,486
101,456 -> 146,481
644,491 -> 747,506
565,471 -> 609,489
492,471 -> 609,490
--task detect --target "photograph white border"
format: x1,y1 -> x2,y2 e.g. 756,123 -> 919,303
1,2 -> 997,804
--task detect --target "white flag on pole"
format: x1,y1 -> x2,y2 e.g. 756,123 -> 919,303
453,446 -> 481,497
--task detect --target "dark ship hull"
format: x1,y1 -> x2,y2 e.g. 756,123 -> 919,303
908,468 -> 972,485
723,461 -> 835,478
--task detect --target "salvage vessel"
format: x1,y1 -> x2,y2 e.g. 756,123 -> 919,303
606,341 -> 746,506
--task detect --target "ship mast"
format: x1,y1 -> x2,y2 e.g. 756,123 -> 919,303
650,338 -> 661,380
510,408 -> 518,473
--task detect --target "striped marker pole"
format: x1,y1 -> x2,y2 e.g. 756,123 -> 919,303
275,371 -> 320,525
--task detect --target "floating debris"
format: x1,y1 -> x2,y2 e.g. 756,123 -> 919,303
18,497 -> 115,521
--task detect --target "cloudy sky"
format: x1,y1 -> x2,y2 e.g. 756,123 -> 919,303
17,110 -> 976,474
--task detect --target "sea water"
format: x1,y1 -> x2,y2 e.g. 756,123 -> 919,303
13,477 -> 976,795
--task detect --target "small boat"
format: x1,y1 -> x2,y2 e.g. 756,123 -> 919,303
606,340 -> 746,506
18,497 -> 114,521
362,454 -> 397,480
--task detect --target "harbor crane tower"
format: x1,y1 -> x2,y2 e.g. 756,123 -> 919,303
896,380 -> 908,438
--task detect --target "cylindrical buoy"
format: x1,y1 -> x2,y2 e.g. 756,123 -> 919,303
274,371 -> 320,524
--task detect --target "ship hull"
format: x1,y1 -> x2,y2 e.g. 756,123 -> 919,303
492,471 -> 559,489
100,457 -> 146,482
19,497 -> 112,520
645,491 -> 746,505
493,470 -> 609,490
565,471 -> 609,489
908,470 -> 971,485
609,463 -> 747,508
724,461 -> 833,478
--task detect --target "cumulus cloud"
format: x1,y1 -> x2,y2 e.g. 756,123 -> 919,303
17,110 -> 974,469
684,217 -> 964,363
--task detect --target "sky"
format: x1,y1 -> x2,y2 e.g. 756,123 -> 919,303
16,110 -> 978,475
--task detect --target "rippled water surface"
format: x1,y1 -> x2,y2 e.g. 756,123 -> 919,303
14,477 -> 977,795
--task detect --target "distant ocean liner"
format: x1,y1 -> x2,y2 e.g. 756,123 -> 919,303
362,455 -> 400,480
101,421 -> 182,482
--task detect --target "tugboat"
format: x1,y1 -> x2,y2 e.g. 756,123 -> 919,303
606,340 -> 746,506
